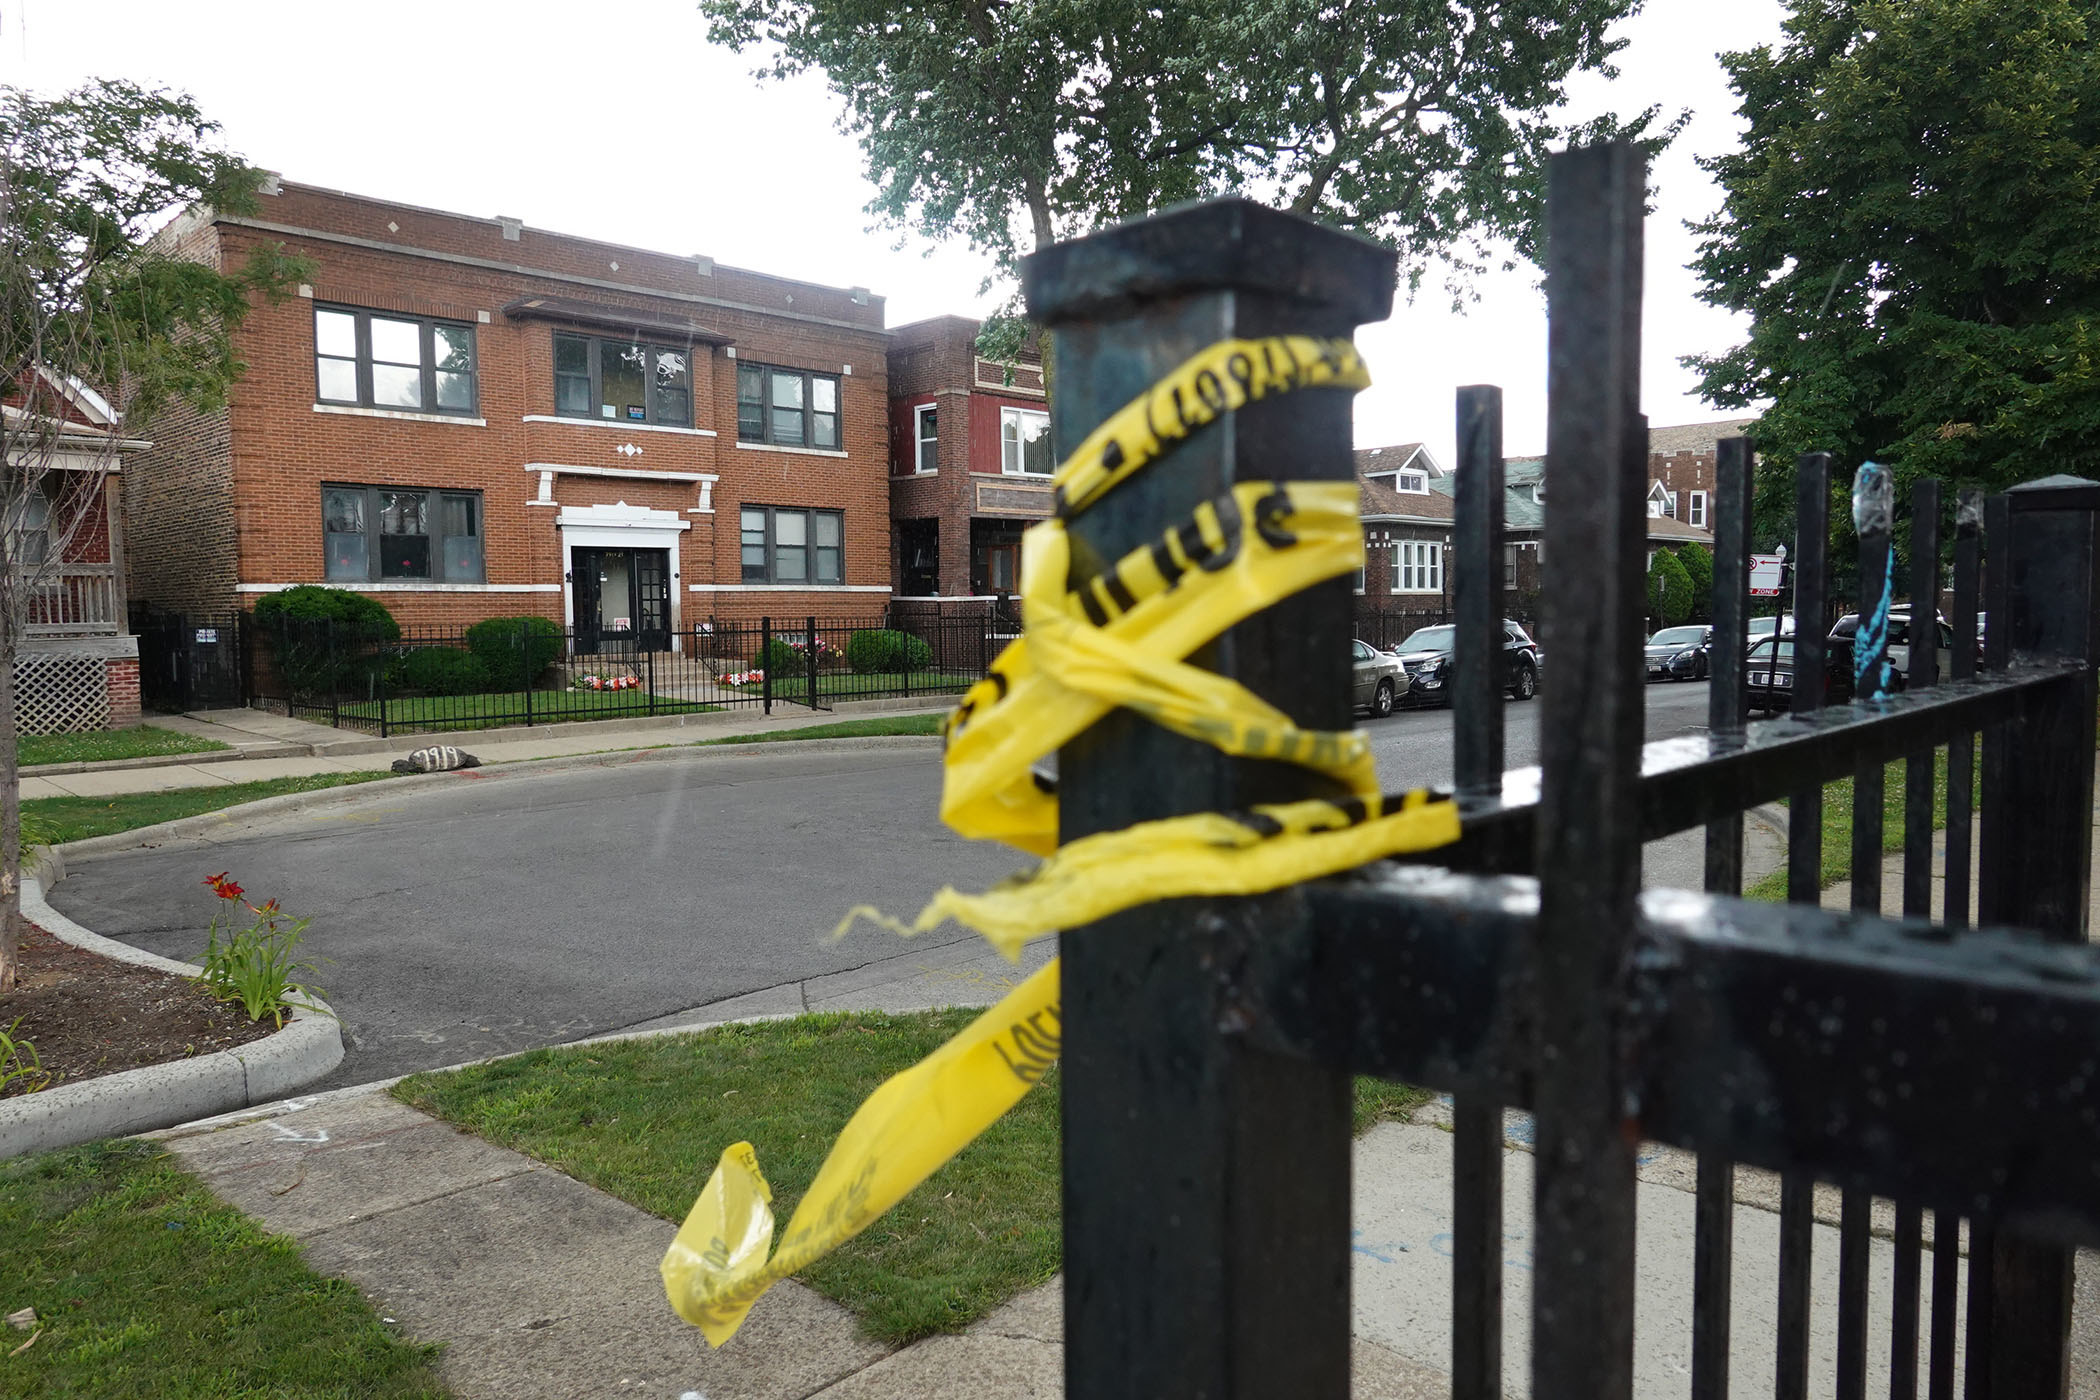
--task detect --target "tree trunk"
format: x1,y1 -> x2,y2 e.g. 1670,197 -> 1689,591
0,639 -> 18,996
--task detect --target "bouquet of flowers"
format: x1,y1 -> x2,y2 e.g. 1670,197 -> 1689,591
573,673 -> 642,691
721,669 -> 764,686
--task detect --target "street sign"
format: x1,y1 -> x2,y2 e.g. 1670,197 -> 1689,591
1748,554 -> 1785,596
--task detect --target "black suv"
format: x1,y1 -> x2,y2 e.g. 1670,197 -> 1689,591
1395,619 -> 1542,705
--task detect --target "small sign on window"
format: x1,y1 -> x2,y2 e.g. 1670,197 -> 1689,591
194,628 -> 219,644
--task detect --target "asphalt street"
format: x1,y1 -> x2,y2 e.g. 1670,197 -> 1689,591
52,679 -> 1731,1086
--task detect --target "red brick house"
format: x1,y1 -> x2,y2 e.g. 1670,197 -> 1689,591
4,371 -> 143,730
127,180 -> 893,649
1645,417 -> 1756,531
885,316 -> 1049,604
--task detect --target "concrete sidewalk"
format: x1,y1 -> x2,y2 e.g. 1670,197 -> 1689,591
23,702 -> 947,799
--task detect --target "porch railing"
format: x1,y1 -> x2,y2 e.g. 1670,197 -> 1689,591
21,563 -> 123,636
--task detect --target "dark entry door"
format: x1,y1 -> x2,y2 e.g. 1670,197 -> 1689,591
634,549 -> 670,651
571,547 -> 670,652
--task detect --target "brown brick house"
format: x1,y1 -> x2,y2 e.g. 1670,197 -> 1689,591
1354,444 -> 1461,640
127,180 -> 893,648
885,316 -> 1049,605
1645,417 -> 1756,531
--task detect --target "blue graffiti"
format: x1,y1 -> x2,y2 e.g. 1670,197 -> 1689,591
1351,1229 -> 1410,1264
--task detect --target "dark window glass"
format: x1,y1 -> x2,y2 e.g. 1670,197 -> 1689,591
313,306 -> 476,414
321,486 -> 484,583
737,364 -> 765,440
554,334 -> 592,415
552,334 -> 695,427
740,506 -> 845,584
737,363 -> 841,448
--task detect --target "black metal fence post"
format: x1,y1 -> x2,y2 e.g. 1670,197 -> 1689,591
1976,475 -> 2100,1398
521,624 -> 534,728
647,646 -> 657,717
761,616 -> 772,716
805,616 -> 817,711
1023,196 -> 1395,1399
1529,140 -> 1646,1400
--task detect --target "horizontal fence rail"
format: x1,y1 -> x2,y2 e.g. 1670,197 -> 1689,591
246,611 -> 1008,736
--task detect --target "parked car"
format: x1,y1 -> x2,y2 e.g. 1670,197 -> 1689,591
1827,606 -> 1952,684
1746,635 -> 1810,713
1393,620 -> 1542,705
1746,615 -> 1796,643
1645,625 -> 1713,681
1352,638 -> 1408,717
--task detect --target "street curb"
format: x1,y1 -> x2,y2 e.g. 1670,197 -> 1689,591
0,851 -> 344,1160
51,733 -> 945,865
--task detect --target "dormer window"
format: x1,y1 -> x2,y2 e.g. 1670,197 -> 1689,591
1395,470 -> 1428,495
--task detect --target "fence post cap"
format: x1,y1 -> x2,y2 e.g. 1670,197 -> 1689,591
1021,197 -> 1396,328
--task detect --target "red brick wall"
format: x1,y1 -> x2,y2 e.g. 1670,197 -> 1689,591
127,185 -> 893,631
106,657 -> 141,728
1648,449 -> 1717,523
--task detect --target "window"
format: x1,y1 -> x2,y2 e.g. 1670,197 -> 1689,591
7,490 -> 49,566
737,363 -> 840,448
322,486 -> 483,583
1395,470 -> 1429,494
1001,407 -> 1052,475
314,306 -> 477,414
552,333 -> 692,427
740,506 -> 843,584
1391,539 -> 1444,593
1689,490 -> 1708,528
913,403 -> 939,473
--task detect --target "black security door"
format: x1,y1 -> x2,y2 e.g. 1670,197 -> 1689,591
635,549 -> 670,651
571,547 -> 604,652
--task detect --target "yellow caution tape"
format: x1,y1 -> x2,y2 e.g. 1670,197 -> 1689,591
661,956 -> 1060,1346
662,334 -> 1459,1346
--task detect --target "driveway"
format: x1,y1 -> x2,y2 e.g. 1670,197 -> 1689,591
50,679 -> 1753,1087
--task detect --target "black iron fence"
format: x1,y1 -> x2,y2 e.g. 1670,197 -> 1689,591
244,611 -> 1007,737
1030,155 -> 2100,1400
131,606 -> 249,713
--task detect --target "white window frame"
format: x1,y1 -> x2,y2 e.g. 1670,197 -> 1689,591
1001,406 -> 1052,475
1390,539 -> 1444,594
1395,469 -> 1429,495
913,402 -> 939,474
1689,490 -> 1708,528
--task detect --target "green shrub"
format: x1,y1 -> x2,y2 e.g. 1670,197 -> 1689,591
465,615 -> 565,689
846,628 -> 935,673
1648,549 -> 1694,628
252,587 -> 400,694
396,647 -> 491,696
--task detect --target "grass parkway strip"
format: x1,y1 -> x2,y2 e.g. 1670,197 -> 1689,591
394,1009 -> 1430,1345
19,727 -> 231,768
0,1138 -> 449,1398
22,773 -> 398,847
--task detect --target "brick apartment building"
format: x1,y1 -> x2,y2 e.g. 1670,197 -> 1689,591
1645,417 -> 1756,531
1354,443 -> 1456,610
128,180 -> 893,649
885,316 -> 1049,605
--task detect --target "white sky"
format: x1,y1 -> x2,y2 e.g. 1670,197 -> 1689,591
7,0 -> 1785,464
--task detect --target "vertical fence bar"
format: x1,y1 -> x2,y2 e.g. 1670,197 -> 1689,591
522,625 -> 534,728
761,616 -> 773,716
1530,140 -> 1646,1400
1837,462 -> 1894,1400
1929,1210 -> 1961,1400
1777,450 -> 1829,1400
1449,383 -> 1505,1400
1891,1204 -> 1923,1400
1964,1221 -> 1995,1400
1025,196 -> 1394,1400
1904,481 -> 1942,918
1946,489 -> 1982,930
1975,479 -> 2100,1399
806,616 -> 818,711
647,647 -> 657,717
1692,432 -> 1752,1400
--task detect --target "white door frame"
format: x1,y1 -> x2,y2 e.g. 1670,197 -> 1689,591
556,502 -> 691,651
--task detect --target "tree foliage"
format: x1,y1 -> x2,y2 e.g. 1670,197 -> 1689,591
700,0 -> 1677,300
1676,539 -> 1714,619
1689,0 -> 2100,534
1647,548 -> 1692,628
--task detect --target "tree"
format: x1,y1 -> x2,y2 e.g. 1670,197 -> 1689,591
1689,0 -> 2100,555
1647,548 -> 1692,628
0,80 -> 305,993
700,0 -> 1678,307
1677,539 -> 1714,620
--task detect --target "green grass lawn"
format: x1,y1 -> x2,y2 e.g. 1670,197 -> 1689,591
335,689 -> 718,731
1745,749 -> 1978,901
0,1139 -> 448,1399
395,1009 -> 1426,1345
19,726 -> 232,769
737,671 -> 979,699
697,714 -> 944,745
23,772 -> 395,847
